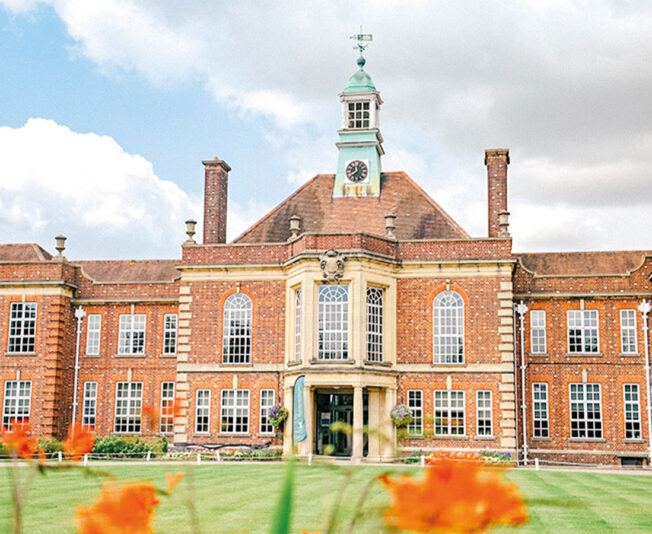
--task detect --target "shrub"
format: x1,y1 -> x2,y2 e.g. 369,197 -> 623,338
38,437 -> 63,456
92,436 -> 168,458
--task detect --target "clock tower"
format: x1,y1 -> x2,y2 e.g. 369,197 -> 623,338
333,32 -> 384,198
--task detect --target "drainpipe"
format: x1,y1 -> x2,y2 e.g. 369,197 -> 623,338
515,301 -> 529,466
512,303 -> 520,464
638,299 -> 652,465
71,305 -> 86,436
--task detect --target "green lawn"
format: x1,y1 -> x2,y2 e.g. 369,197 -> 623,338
0,463 -> 651,533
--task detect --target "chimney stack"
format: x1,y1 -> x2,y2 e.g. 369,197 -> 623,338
203,157 -> 231,244
484,149 -> 509,238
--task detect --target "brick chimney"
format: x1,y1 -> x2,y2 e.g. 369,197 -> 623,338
484,149 -> 509,238
203,157 -> 231,244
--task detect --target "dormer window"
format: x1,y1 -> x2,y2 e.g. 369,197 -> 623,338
348,101 -> 370,129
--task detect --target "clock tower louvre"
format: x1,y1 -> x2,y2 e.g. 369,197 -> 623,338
333,46 -> 384,198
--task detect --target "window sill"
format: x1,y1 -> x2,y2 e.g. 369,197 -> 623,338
310,358 -> 355,365
4,352 -> 36,357
218,433 -> 252,438
530,436 -> 552,442
84,354 -> 101,358
286,360 -> 302,367
113,354 -> 147,358
364,360 -> 392,367
160,353 -> 177,358
619,353 -> 640,358
432,435 -> 468,440
565,352 -> 603,357
220,362 -> 253,368
474,435 -> 496,441
528,353 -> 549,358
256,433 -> 276,438
568,438 -> 606,443
431,362 -> 466,368
624,438 -> 646,444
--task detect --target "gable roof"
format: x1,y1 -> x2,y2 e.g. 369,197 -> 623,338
0,243 -> 53,262
234,172 -> 468,243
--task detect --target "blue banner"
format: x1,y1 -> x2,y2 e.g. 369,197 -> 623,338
293,375 -> 307,444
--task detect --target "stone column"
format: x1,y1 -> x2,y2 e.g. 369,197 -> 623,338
367,388 -> 381,460
283,386 -> 294,457
352,385 -> 364,460
382,387 -> 396,459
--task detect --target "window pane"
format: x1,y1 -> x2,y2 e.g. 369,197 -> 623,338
318,285 -> 349,360
433,291 -> 464,364
222,294 -> 252,364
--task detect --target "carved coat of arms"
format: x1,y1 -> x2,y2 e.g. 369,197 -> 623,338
319,249 -> 345,281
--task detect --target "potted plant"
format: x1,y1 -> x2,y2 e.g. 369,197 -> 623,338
269,404 -> 289,430
390,404 -> 413,428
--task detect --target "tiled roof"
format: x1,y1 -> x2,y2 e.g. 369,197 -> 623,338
234,173 -> 468,243
0,243 -> 53,261
518,251 -> 648,276
77,260 -> 180,283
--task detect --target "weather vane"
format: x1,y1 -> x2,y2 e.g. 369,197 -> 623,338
350,25 -> 372,69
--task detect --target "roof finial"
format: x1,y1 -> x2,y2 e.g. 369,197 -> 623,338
350,26 -> 372,70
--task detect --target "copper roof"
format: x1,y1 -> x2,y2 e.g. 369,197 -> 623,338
518,251 -> 648,276
77,260 -> 180,283
233,173 -> 468,243
0,243 -> 53,261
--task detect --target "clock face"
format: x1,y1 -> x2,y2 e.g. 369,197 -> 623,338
345,160 -> 368,182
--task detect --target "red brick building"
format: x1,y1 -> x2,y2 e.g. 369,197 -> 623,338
1,57 -> 650,466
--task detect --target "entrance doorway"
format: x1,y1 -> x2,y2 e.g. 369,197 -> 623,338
315,391 -> 367,457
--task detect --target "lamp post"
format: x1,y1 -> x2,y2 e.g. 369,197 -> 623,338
71,305 -> 86,436
515,301 -> 529,466
638,299 -> 652,464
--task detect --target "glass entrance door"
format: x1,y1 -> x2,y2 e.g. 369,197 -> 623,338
316,392 -> 353,456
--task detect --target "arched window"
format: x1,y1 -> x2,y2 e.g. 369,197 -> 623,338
222,293 -> 252,364
318,285 -> 348,360
366,287 -> 384,362
433,290 -> 464,364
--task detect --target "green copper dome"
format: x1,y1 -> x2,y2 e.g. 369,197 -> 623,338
342,68 -> 377,93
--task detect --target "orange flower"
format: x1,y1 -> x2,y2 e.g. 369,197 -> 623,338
380,455 -> 527,533
63,421 -> 96,461
76,481 -> 160,534
0,422 -> 39,460
166,471 -> 184,493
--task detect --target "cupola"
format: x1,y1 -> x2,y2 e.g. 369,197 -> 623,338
333,32 -> 384,198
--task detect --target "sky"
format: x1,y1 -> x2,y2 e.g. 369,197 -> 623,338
1,0 -> 651,260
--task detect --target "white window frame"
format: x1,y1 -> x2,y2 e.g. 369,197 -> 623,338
113,381 -> 143,433
8,302 -> 37,353
222,293 -> 252,364
259,389 -> 275,434
434,390 -> 465,436
118,314 -> 146,355
620,309 -> 637,354
407,390 -> 423,436
163,314 -> 178,355
86,314 -> 102,355
82,381 -> 98,429
530,310 -> 546,354
567,310 -> 599,353
532,383 -> 549,438
317,285 -> 349,360
160,381 -> 175,434
623,383 -> 641,440
195,389 -> 211,434
294,289 -> 302,362
220,389 -> 250,434
569,383 -> 602,439
347,100 -> 371,129
476,390 -> 493,436
433,291 -> 464,364
366,287 -> 384,362
2,380 -> 31,429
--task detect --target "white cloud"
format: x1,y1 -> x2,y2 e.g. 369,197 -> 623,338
3,0 -> 652,251
0,118 -> 200,259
